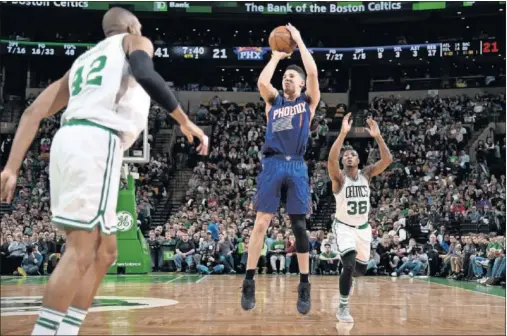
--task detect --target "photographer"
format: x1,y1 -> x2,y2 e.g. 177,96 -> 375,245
19,245 -> 40,276
197,243 -> 226,275
392,245 -> 428,277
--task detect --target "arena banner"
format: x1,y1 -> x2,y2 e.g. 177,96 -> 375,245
1,1 -> 503,14
0,1 -> 168,11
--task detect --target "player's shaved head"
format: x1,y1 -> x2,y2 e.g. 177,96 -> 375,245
102,7 -> 140,37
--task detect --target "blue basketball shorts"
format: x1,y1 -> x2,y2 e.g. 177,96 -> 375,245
254,155 -> 311,215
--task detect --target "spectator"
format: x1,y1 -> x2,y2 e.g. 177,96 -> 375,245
318,244 -> 340,275
392,245 -> 428,277
18,245 -> 40,276
217,233 -> 235,274
269,233 -> 286,275
174,231 -> 195,272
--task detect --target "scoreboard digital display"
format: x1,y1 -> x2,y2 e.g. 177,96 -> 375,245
1,39 -> 502,62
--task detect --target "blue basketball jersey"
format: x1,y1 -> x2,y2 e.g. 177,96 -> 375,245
262,93 -> 311,157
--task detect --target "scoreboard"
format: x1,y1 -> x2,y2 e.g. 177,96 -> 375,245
1,39 -> 502,62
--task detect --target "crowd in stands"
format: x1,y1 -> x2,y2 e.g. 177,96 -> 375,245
1,89 -> 505,290
0,95 -> 171,275
147,98 -> 331,274
147,93 -> 505,287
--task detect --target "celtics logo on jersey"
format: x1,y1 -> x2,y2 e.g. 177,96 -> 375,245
1,296 -> 178,316
345,185 -> 369,215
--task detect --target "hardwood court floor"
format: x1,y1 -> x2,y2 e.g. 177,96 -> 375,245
1,274 -> 505,335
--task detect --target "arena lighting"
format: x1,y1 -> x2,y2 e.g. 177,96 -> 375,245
457,11 -> 461,14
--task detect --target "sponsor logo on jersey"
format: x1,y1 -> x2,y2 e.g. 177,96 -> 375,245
1,296 -> 178,316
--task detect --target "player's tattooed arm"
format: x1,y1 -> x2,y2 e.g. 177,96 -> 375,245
362,119 -> 393,182
286,23 -> 320,116
328,113 -> 352,193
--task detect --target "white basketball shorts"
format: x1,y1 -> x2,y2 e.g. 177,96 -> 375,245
49,120 -> 123,235
332,218 -> 372,264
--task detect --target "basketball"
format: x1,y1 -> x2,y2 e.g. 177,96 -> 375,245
269,26 -> 297,53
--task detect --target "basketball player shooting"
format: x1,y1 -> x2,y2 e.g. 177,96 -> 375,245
0,7 -> 208,336
328,113 -> 392,323
241,24 -> 320,315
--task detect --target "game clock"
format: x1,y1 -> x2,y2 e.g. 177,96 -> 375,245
1,39 -> 502,62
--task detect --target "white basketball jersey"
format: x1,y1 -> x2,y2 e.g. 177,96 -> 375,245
63,33 -> 150,149
334,171 -> 371,227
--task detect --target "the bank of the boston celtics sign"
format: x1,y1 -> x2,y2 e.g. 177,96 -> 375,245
1,296 -> 178,316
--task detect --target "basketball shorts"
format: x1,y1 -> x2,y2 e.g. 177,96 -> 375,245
49,119 -> 123,235
254,155 -> 310,215
332,218 -> 372,263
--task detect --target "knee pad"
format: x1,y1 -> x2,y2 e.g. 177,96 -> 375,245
353,261 -> 368,277
341,250 -> 357,273
289,214 -> 309,253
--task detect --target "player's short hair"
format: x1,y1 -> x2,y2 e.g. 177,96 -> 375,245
341,145 -> 358,158
285,65 -> 306,80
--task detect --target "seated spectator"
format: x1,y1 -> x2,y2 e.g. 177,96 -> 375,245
159,230 -> 178,271
217,233 -> 235,274
392,245 -> 428,277
449,244 -> 464,279
318,244 -> 340,275
285,234 -> 296,273
376,234 -> 393,275
174,231 -> 195,272
237,235 -> 250,271
366,249 -> 378,275
486,242 -> 505,286
309,232 -> 321,275
6,232 -> 26,275
269,233 -> 286,275
425,233 -> 444,276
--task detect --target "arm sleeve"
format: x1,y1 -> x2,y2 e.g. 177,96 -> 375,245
127,50 -> 180,115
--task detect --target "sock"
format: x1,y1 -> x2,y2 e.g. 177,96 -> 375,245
56,306 -> 87,336
245,269 -> 256,280
32,307 -> 65,335
300,273 -> 309,283
339,294 -> 349,308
